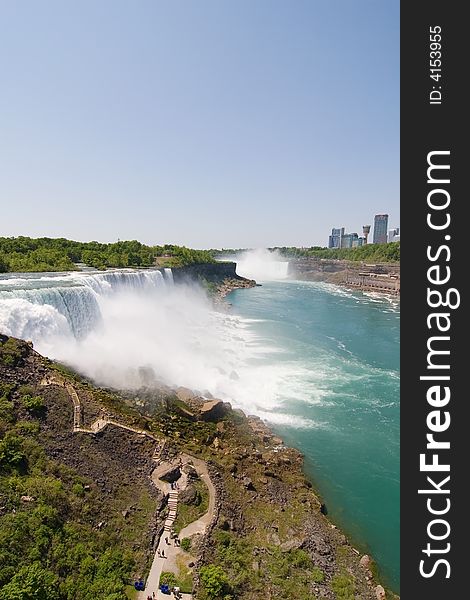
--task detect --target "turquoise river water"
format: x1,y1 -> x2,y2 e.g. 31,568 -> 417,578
228,280 -> 400,591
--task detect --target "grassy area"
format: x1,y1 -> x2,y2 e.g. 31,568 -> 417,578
331,572 -> 356,599
160,557 -> 193,595
208,529 -> 326,600
173,478 -> 209,535
175,554 -> 194,593
105,485 -> 157,574
124,585 -> 138,599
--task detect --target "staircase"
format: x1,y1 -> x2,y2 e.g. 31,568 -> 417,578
164,489 -> 179,531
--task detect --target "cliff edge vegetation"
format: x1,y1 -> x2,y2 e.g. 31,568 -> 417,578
0,237 -> 215,273
211,243 -> 400,264
274,242 -> 400,263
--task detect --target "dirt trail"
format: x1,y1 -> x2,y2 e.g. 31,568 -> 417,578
41,375 -> 216,600
138,455 -> 217,600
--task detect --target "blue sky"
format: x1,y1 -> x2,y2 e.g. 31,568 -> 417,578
0,0 -> 399,248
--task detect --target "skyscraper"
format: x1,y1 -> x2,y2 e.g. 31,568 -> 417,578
341,232 -> 359,248
362,225 -> 371,244
373,214 -> 389,244
328,227 -> 344,248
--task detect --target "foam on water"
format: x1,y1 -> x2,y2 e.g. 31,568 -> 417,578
0,269 -> 321,427
0,268 -> 398,432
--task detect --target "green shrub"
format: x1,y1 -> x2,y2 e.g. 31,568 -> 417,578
21,395 -> 45,413
72,482 -> 85,497
311,566 -> 325,583
0,396 -> 15,423
0,432 -> 26,472
199,565 -> 229,599
331,572 -> 356,599
0,383 -> 15,398
14,421 -> 40,435
17,385 -> 34,396
180,537 -> 191,552
0,338 -> 24,367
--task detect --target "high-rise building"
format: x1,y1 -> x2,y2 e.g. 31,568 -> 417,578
362,225 -> 371,244
373,214 -> 389,244
341,232 -> 359,248
328,227 -> 344,248
388,227 -> 400,242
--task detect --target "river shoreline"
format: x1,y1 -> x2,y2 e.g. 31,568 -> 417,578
220,279 -> 399,596
212,276 -> 257,304
288,258 -> 400,297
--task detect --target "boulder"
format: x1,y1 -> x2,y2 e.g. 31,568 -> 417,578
360,554 -> 371,569
182,464 -> 199,480
375,585 -> 386,600
199,399 -> 230,422
242,476 -> 256,491
179,485 -> 200,506
280,537 -> 304,552
176,387 -> 196,403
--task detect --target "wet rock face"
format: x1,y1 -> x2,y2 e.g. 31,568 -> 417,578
172,262 -> 242,283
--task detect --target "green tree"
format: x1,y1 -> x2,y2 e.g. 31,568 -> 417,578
199,565 -> 229,599
0,432 -> 25,471
0,563 -> 60,600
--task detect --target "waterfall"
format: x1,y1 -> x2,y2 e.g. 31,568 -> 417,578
163,268 -> 174,284
0,269 -> 171,341
232,249 -> 289,281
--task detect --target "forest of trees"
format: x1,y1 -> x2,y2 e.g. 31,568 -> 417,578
209,243 -> 400,263
0,237 -> 215,273
273,242 -> 400,263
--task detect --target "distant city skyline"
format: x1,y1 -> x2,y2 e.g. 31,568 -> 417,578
0,1 -> 399,248
327,212 -> 399,248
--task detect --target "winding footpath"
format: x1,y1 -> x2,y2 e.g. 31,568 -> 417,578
40,374 -> 217,600
137,455 -> 217,600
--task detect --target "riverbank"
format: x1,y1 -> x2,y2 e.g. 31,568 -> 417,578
288,257 -> 400,296
213,276 -> 257,304
0,335 -> 398,599
170,262 -> 257,303
224,279 -> 400,593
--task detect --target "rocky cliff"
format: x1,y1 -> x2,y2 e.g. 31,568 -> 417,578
172,261 -> 257,303
172,261 -> 244,283
289,258 -> 400,295
0,336 -> 398,600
